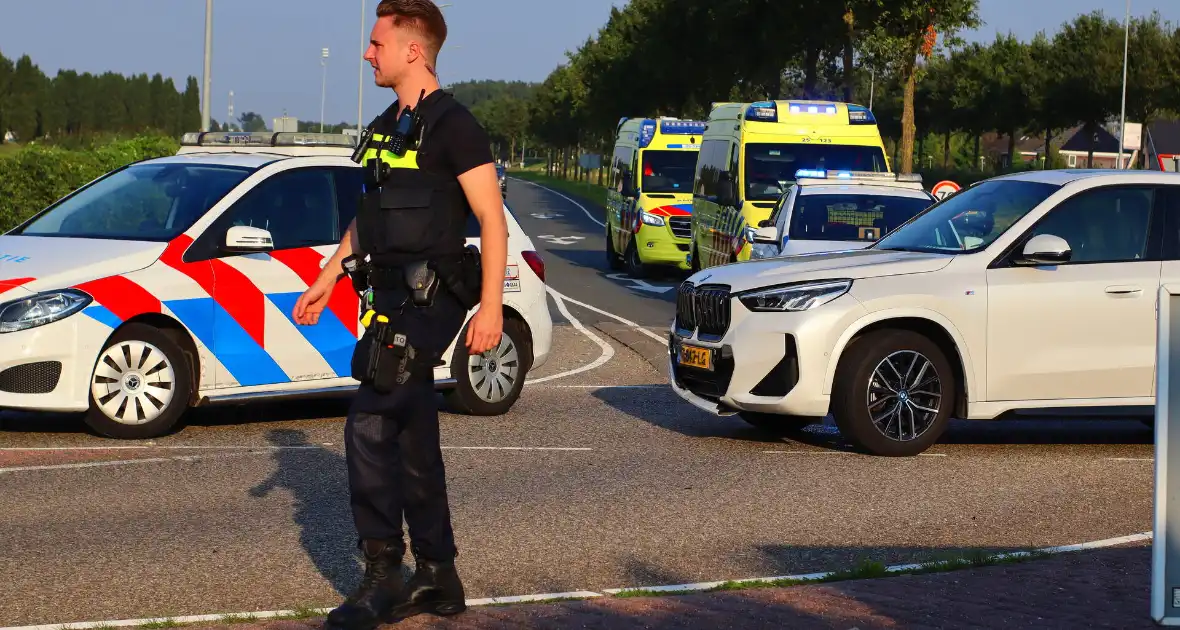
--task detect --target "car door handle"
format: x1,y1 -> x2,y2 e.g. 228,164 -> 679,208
1105,285 -> 1142,295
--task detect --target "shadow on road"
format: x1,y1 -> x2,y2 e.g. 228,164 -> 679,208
249,428 -> 360,598
591,385 -> 1154,452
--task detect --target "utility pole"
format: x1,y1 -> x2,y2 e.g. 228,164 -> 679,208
1118,0 -> 1131,169
201,0 -> 212,131
358,0 -> 366,136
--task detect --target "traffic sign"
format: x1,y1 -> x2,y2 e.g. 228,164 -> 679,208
931,180 -> 961,200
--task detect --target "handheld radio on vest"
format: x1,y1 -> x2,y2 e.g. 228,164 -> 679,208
388,89 -> 426,157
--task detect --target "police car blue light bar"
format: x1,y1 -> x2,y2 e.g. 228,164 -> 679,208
795,169 -> 828,178
745,101 -> 777,122
180,131 -> 357,148
659,119 -> 706,135
794,169 -> 924,183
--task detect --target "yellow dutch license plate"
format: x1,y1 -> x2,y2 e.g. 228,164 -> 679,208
678,344 -> 712,371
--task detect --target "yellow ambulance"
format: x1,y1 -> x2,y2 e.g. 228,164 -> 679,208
689,100 -> 890,270
605,117 -> 705,277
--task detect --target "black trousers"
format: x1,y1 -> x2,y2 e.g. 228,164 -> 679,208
344,287 -> 467,561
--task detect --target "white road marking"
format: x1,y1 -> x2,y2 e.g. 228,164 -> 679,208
605,272 -> 675,294
546,286 -> 667,344
525,290 -> 615,384
1107,457 -> 1153,462
533,384 -> 666,389
602,530 -> 1154,595
537,235 -> 586,246
7,531 -> 1152,630
0,445 -> 592,473
512,178 -> 606,227
762,450 -> 947,457
530,212 -> 564,219
0,445 -> 327,451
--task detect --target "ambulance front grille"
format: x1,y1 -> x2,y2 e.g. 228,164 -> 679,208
668,216 -> 692,239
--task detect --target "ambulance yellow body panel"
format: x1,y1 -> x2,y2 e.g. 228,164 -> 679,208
690,101 -> 890,270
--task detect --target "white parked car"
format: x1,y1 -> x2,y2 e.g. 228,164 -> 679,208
748,169 -> 935,260
0,131 -> 552,438
669,169 -> 1173,456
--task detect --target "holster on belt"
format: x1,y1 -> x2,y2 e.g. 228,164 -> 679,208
351,315 -> 428,393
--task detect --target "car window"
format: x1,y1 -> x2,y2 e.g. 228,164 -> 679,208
1158,186 -> 1180,260
14,162 -> 252,241
874,179 -> 1060,254
789,192 -> 934,242
1025,186 -> 1155,263
214,167 -> 341,251
334,167 -> 364,229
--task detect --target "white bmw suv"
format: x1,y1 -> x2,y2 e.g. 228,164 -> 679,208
670,169 -> 1177,456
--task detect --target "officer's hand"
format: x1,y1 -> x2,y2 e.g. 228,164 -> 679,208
293,278 -> 333,326
466,307 -> 503,355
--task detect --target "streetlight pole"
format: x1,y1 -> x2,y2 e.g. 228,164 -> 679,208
357,0 -> 366,136
321,47 -> 330,133
1118,0 -> 1130,169
201,0 -> 212,131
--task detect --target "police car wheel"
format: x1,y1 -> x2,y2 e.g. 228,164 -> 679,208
83,323 -> 193,440
445,317 -> 530,416
830,329 -> 954,457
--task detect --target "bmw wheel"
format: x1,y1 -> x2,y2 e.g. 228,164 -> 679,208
831,330 -> 955,457
444,317 -> 531,416
84,323 -> 194,439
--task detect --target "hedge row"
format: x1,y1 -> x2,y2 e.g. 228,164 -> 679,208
0,134 -> 180,233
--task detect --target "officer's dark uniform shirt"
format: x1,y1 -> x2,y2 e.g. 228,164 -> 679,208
360,90 -> 494,363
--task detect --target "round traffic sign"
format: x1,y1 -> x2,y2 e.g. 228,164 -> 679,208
931,180 -> 961,200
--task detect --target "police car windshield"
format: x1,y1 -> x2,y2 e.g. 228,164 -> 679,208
641,150 -> 696,193
874,180 -> 1061,254
789,192 -> 934,242
14,162 -> 253,241
744,144 -> 888,201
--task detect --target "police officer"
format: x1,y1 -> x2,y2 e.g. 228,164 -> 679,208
292,1 -> 506,627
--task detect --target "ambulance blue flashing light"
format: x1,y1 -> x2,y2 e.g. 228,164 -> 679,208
638,119 -> 657,148
788,102 -> 838,116
795,169 -> 829,179
659,119 -> 706,135
848,104 -> 877,125
745,101 -> 778,122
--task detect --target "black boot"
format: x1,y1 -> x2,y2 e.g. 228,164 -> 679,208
324,540 -> 406,630
389,557 -> 466,620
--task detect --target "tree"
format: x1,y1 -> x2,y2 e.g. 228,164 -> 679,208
1052,11 -> 1124,167
863,0 -> 981,174
1125,11 -> 1175,167
238,111 -> 267,132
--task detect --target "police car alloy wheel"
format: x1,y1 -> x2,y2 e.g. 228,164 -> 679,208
84,323 -> 194,439
445,317 -> 531,415
830,329 -> 954,457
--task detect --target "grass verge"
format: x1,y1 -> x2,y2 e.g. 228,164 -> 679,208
37,545 -> 1075,629
508,169 -> 609,209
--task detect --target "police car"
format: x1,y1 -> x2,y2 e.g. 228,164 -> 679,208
747,169 -> 936,260
0,131 -> 552,439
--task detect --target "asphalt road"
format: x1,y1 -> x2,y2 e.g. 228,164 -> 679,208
0,179 -> 1159,627
506,177 -> 686,329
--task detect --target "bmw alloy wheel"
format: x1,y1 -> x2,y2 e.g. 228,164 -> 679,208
467,333 -> 521,404
91,340 -> 177,425
865,350 -> 942,442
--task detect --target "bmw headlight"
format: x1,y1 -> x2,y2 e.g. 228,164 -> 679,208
0,289 -> 92,333
737,279 -> 852,312
640,210 -> 665,227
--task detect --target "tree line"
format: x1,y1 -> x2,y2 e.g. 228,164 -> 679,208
0,50 -> 201,144
489,1 -> 1180,178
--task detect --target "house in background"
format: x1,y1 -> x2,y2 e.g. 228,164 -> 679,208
1056,122 -> 1140,169
1144,119 -> 1180,172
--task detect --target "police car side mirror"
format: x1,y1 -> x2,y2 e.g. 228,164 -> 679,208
223,225 -> 274,253
751,225 -> 778,245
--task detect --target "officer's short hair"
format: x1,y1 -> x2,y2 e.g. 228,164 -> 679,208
376,0 -> 447,65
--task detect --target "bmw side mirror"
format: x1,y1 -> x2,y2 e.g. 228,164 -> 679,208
1018,233 -> 1071,265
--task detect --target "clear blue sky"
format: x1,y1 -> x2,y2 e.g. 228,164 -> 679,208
0,0 -> 1175,128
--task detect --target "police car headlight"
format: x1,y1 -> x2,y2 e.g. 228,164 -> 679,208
737,279 -> 851,312
0,289 -> 92,333
640,210 -> 665,227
